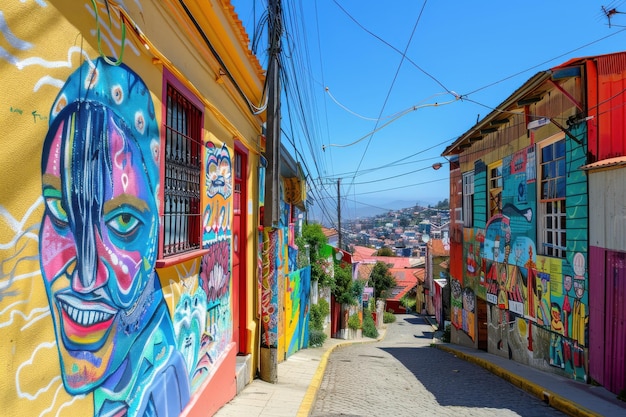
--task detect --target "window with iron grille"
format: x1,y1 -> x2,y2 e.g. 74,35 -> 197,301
462,171 -> 474,227
538,135 -> 566,258
163,84 -> 202,256
488,162 -> 502,218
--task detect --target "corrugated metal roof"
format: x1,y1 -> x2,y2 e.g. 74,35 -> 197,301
442,71 -> 552,156
580,156 -> 626,171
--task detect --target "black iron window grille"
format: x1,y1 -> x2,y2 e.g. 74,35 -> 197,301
163,84 -> 202,256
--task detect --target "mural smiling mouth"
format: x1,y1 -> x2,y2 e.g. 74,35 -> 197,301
56,292 -> 117,346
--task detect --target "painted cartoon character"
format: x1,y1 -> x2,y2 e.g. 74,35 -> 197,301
550,302 -> 565,368
39,57 -> 190,416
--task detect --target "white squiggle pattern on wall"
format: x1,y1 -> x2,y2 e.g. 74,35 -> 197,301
38,383 -> 86,417
16,46 -> 91,71
0,11 -> 32,50
0,198 -> 42,250
16,341 -> 59,400
20,0 -> 48,7
0,45 -> 19,65
34,75 -> 66,92
0,302 -> 49,329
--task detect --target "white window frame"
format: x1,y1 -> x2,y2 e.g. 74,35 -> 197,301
462,171 -> 474,227
537,133 -> 567,258
488,162 -> 503,218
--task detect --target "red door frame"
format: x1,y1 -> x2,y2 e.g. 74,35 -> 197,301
233,142 -> 248,353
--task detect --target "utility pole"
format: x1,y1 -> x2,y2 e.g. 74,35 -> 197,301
337,178 -> 342,250
260,0 -> 281,384
264,0 -> 281,229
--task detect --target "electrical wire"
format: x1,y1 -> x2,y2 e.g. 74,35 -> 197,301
332,0 -> 453,96
345,0 -> 429,200
352,177 -> 448,196
462,26 -> 626,97
322,95 -> 459,150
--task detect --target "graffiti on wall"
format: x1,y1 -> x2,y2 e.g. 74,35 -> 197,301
1,1 -> 243,415
193,140 -> 234,386
261,228 -> 279,347
285,266 -> 311,357
461,141 -> 589,381
39,57 -> 190,415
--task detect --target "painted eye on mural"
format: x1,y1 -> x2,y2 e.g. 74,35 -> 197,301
111,85 -> 124,104
44,193 -> 69,228
105,208 -> 143,240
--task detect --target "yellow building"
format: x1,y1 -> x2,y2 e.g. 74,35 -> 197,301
0,1 -> 267,415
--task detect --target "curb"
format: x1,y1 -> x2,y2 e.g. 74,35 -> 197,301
435,344 -> 601,417
296,327 -> 387,417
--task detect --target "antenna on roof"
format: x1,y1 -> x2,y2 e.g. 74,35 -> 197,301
602,6 -> 625,28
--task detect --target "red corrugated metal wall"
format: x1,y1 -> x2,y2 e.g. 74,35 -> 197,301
590,246 -> 626,394
604,250 -> 626,394
589,246 -> 605,387
593,53 -> 626,160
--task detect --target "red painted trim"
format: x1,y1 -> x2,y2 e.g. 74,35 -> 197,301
234,140 -> 249,353
155,249 -> 210,268
158,68 -> 205,259
181,343 -> 237,417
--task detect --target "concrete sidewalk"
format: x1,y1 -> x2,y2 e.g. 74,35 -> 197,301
435,342 -> 626,417
214,316 -> 626,417
214,332 -> 385,417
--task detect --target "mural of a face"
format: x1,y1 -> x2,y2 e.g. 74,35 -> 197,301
564,275 -> 573,293
39,58 -> 161,394
574,278 -> 585,299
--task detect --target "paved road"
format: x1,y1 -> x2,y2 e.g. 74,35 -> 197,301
311,314 -> 565,417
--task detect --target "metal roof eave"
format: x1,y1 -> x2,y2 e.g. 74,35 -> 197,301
442,71 -> 553,157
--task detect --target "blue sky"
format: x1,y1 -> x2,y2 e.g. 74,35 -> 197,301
232,1 -> 626,223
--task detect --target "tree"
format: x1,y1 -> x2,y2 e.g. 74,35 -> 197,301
296,223 -> 332,287
369,261 -> 397,300
375,247 -> 395,257
435,198 -> 449,209
332,262 -> 364,305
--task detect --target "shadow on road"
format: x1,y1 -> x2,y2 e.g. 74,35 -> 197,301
377,346 -> 561,416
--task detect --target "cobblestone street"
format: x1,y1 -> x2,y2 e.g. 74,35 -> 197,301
312,315 -> 565,417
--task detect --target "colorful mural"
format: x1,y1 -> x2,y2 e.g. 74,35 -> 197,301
0,1 -> 244,414
285,266 -> 311,357
460,129 -> 589,381
38,56 -> 191,415
261,228 -> 279,348
195,140 -> 234,384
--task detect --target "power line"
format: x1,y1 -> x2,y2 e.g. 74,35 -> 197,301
346,0 -> 429,199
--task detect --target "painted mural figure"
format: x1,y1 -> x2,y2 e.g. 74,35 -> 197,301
523,246 -> 537,320
571,276 -> 586,345
562,275 -> 573,337
550,302 -> 565,368
39,57 -> 190,416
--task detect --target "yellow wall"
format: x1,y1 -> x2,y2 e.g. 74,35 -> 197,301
1,1 -> 263,415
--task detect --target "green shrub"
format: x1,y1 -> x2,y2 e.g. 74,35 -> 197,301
362,312 -> 379,338
347,313 -> 361,330
383,311 -> 396,323
309,298 -> 330,331
400,294 -> 416,312
309,329 -> 327,348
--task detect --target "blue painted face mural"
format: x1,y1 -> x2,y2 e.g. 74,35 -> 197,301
39,57 -> 189,415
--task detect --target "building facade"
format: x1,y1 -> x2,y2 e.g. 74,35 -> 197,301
444,51 -> 626,393
443,59 -> 591,385
0,1 -> 308,415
